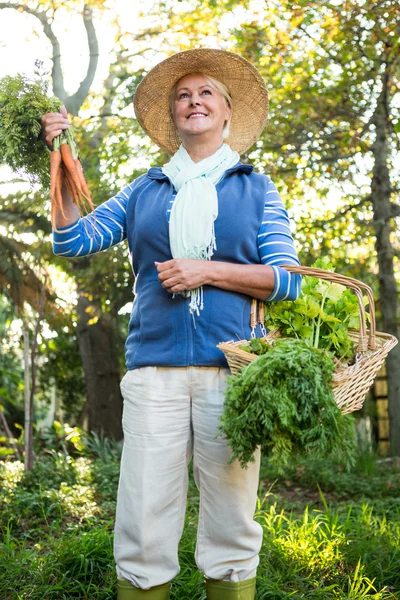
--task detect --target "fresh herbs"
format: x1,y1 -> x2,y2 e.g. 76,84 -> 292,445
0,69 -> 62,188
219,338 -> 356,472
264,257 -> 364,360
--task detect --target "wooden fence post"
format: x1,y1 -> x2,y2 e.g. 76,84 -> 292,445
373,363 -> 390,456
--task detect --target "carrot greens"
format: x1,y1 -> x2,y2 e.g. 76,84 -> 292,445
0,67 -> 62,188
219,338 -> 356,472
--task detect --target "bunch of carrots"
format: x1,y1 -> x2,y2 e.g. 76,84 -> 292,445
50,127 -> 94,227
0,72 -> 94,221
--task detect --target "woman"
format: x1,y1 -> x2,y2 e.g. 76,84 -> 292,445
41,49 -> 301,600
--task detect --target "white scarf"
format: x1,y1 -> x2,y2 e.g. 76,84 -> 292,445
162,143 -> 240,316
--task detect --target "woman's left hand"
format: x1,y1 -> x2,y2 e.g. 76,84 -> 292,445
155,259 -> 211,293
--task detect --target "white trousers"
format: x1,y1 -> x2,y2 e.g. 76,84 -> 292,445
114,366 -> 262,589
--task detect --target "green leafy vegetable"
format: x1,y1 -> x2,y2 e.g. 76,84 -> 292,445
265,257 -> 367,360
0,65 -> 62,188
219,338 -> 356,472
240,338 -> 270,355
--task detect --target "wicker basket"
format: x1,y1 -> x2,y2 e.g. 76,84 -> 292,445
217,266 -> 398,414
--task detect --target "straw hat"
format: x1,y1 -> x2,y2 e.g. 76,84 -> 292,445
133,48 -> 269,156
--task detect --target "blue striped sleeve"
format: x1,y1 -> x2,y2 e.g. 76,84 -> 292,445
258,177 -> 302,302
52,181 -> 134,257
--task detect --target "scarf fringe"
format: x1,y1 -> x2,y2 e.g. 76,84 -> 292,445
176,226 -> 216,317
162,144 -> 239,318
186,225 -> 217,261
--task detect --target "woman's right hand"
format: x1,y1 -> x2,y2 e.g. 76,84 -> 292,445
40,105 -> 70,150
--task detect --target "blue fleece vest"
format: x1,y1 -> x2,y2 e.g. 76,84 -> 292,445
124,162 -> 268,369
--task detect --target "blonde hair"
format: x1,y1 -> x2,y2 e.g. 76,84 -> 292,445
169,73 -> 232,140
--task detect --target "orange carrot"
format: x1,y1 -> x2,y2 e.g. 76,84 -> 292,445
50,149 -> 61,204
60,142 -> 82,196
74,158 -> 93,210
50,164 -> 66,228
51,197 -> 57,229
55,165 -> 66,217
64,169 -> 79,206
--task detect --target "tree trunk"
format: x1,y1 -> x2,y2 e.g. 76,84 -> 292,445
23,320 -> 32,471
0,409 -> 21,459
371,74 -> 400,454
76,295 -> 123,440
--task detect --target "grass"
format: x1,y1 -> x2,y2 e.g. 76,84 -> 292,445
1,444 -> 400,599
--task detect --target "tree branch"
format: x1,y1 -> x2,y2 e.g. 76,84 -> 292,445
67,4 -> 99,115
0,2 -> 100,115
29,273 -> 48,434
0,409 -> 21,459
297,196 -> 372,231
0,2 -> 67,100
297,23 -> 346,67
391,203 -> 400,218
83,112 -> 133,120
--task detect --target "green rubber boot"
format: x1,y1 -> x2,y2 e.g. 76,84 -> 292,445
117,579 -> 171,600
205,577 -> 256,600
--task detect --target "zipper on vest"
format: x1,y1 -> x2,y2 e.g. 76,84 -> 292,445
179,296 -> 194,365
166,180 -> 195,364
188,311 -> 195,365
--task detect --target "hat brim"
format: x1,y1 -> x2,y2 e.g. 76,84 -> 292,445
133,48 -> 269,156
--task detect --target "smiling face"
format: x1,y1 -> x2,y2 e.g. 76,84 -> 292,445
171,73 -> 232,145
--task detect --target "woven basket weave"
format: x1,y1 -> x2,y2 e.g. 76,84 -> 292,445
217,266 -> 398,414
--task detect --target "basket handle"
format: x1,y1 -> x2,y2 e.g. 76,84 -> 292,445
250,297 -> 265,330
255,265 -> 376,352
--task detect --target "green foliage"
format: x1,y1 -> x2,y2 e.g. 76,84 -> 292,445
37,421 -> 87,454
260,452 -> 400,507
37,327 -> 86,422
265,257 -> 365,360
1,525 -> 115,599
220,338 -> 356,471
1,449 -> 400,598
82,431 -> 122,462
0,65 -> 62,188
0,192 -> 51,235
0,300 -> 23,407
240,337 -> 271,355
232,0 -> 399,284
35,422 -> 123,464
0,298 -> 24,449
